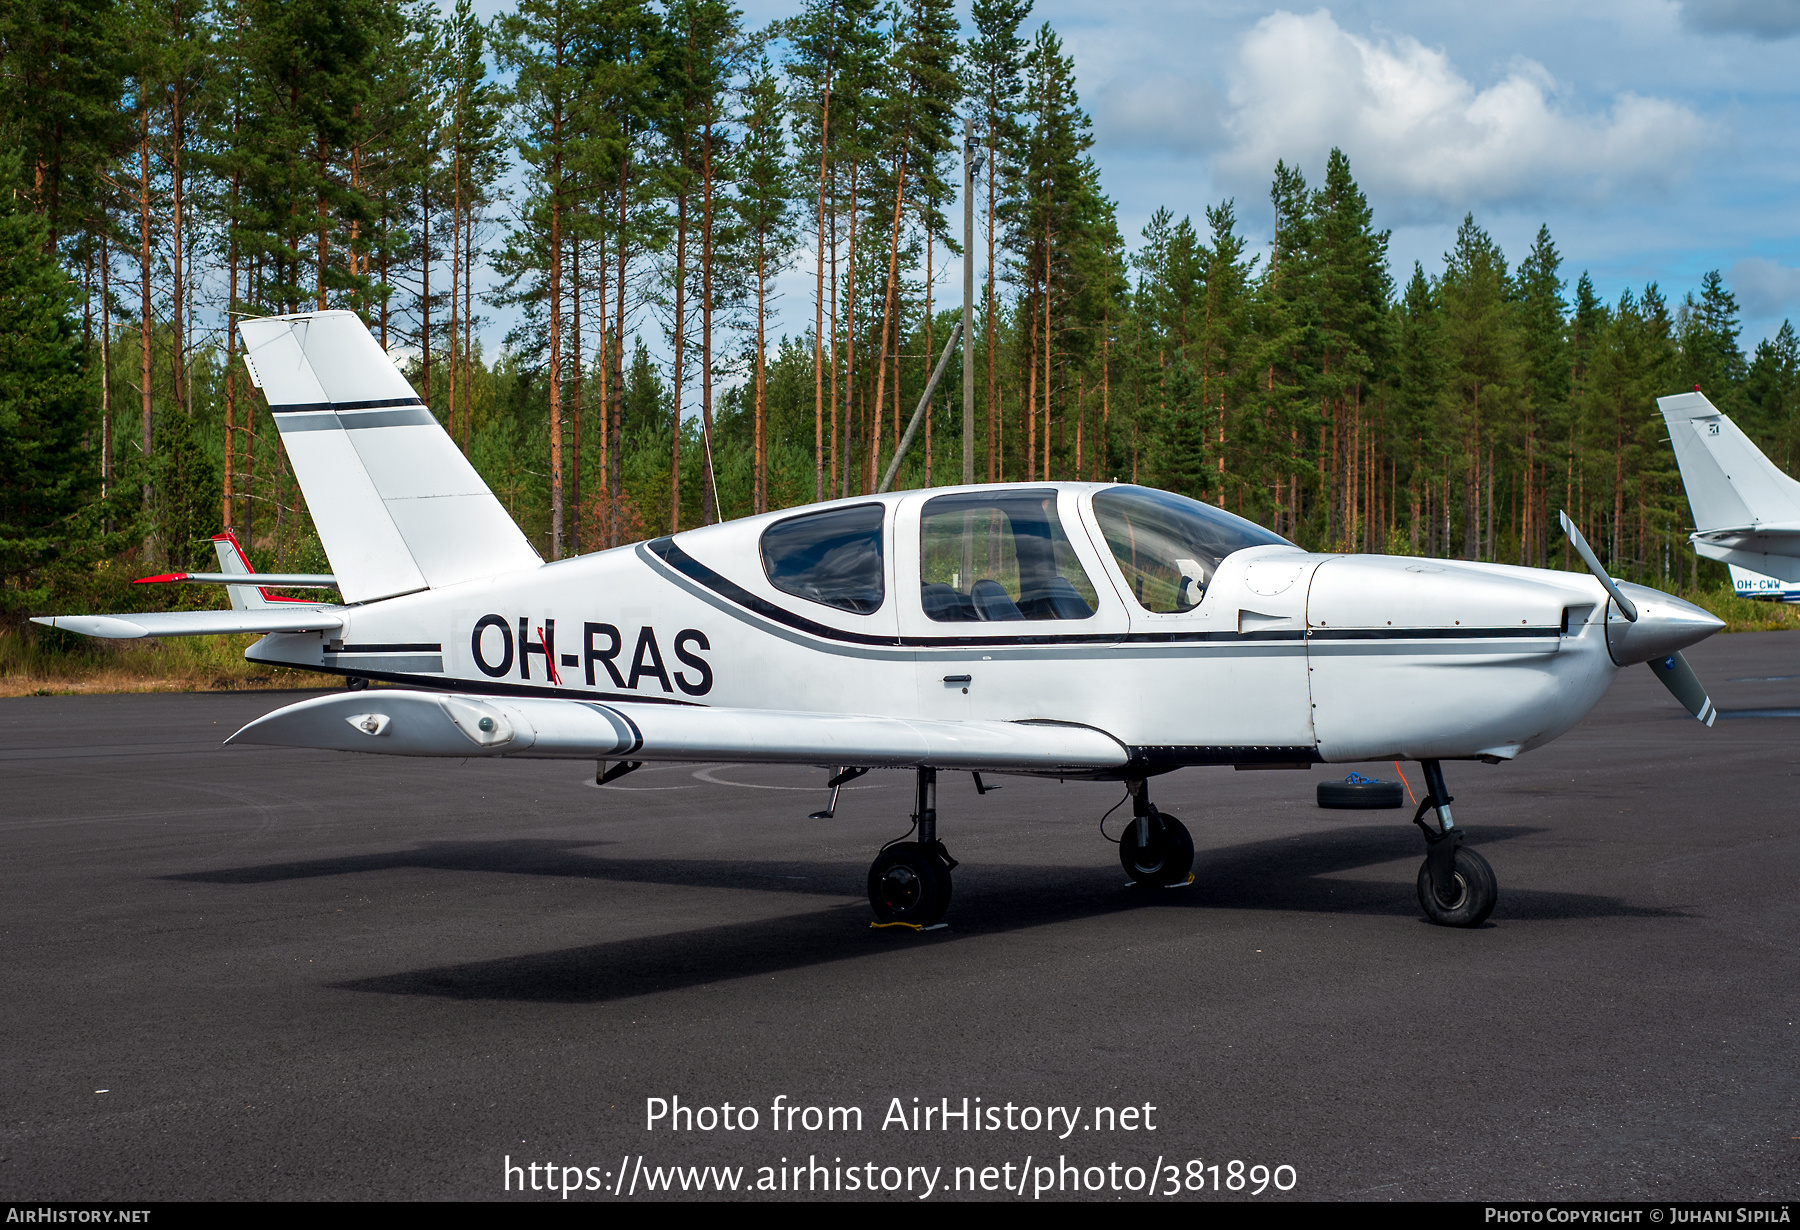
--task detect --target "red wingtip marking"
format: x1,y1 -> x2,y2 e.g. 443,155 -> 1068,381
133,573 -> 188,585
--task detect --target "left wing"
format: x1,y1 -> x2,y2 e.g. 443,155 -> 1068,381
227,690 -> 1130,774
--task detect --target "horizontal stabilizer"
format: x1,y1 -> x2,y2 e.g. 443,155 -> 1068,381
227,690 -> 1131,774
239,311 -> 541,603
136,572 -> 339,588
32,610 -> 344,640
1692,533 -> 1800,582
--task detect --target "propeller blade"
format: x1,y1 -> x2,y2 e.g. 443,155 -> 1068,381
1648,651 -> 1717,726
1559,510 -> 1637,622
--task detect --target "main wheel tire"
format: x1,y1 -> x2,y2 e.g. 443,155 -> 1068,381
1119,813 -> 1195,886
1317,778 -> 1404,809
1416,845 -> 1497,927
868,842 -> 952,925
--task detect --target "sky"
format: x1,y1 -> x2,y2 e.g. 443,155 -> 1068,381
461,0 -> 1800,358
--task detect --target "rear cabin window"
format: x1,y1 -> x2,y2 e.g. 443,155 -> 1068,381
1092,486 -> 1291,613
919,490 -> 1098,622
759,503 -> 886,614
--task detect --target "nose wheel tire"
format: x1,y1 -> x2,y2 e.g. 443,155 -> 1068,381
1120,813 -> 1195,887
1416,845 -> 1497,927
868,842 -> 953,926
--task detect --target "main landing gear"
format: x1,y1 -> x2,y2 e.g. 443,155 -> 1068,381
1412,759 -> 1497,928
1118,778 -> 1194,887
867,768 -> 959,926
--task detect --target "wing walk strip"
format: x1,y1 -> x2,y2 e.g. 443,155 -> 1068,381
644,537 -> 1560,650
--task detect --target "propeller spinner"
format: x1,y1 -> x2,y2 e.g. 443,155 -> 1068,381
1560,510 -> 1721,726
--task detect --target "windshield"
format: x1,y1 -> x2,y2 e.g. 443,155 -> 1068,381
1092,487 -> 1292,613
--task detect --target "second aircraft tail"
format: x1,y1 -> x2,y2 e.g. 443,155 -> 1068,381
1658,390 -> 1800,582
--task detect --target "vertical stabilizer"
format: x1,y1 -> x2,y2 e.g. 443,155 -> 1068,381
1656,390 -> 1800,533
238,311 -> 541,603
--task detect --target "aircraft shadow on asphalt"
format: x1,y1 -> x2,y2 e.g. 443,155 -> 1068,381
155,825 -> 1685,1004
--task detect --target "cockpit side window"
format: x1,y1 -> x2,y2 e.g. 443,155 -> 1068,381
1092,486 -> 1292,613
760,503 -> 886,614
919,490 -> 1098,622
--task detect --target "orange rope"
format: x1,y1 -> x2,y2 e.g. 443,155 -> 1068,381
1393,761 -> 1416,805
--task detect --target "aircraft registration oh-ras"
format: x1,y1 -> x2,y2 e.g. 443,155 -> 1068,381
35,311 -> 1726,930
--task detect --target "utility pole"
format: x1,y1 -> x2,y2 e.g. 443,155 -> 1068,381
962,119 -> 978,486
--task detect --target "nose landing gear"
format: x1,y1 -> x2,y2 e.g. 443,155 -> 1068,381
1412,759 -> 1496,927
867,768 -> 958,926
1118,778 -> 1194,887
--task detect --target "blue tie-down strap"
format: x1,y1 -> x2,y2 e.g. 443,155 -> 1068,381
1343,771 -> 1380,785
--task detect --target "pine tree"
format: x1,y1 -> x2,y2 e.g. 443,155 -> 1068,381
0,156 -> 98,616
1437,213 -> 1517,560
1195,200 -> 1256,512
657,0 -> 741,531
1512,225 -> 1567,566
965,0 -> 1030,482
1679,268 -> 1746,403
734,55 -> 797,515
498,0 -> 610,556
1311,149 -> 1390,550
1253,160 -> 1317,541
1014,24 -> 1091,483
1742,320 -> 1799,468
0,0 -> 129,253
585,0 -> 662,547
1390,264 -> 1444,553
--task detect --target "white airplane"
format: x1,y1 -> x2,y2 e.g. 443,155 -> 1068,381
37,311 -> 1727,930
1659,389 -> 1800,584
1727,564 -> 1800,603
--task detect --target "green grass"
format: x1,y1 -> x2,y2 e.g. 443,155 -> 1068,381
1674,583 -> 1800,633
0,624 -> 333,697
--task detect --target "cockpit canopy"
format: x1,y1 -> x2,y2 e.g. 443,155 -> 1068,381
1092,487 -> 1292,613
918,489 -> 1098,622
752,484 -> 1293,622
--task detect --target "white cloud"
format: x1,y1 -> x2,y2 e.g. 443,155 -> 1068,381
1216,9 -> 1710,218
1679,0 -> 1800,39
1728,257 -> 1800,321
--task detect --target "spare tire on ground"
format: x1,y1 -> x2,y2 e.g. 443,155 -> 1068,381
1317,773 -> 1406,810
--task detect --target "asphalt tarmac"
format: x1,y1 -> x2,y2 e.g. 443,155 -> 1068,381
2,632 -> 1797,1202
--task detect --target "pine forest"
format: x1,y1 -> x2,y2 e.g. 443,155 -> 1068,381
5,0 -> 1800,639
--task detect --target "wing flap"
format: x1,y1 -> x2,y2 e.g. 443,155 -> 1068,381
32,610 -> 344,639
226,690 -> 1130,773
